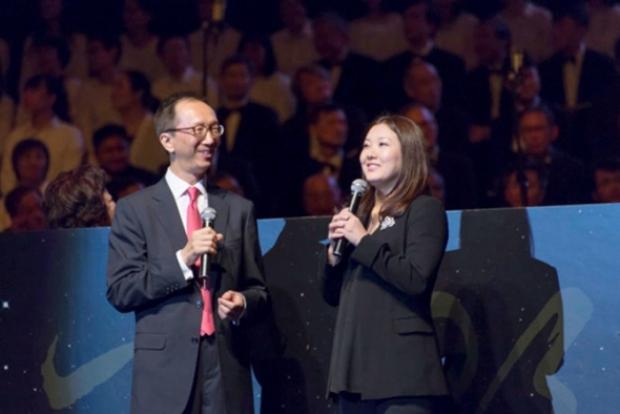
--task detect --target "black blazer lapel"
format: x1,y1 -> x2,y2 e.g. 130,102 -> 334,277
151,179 -> 187,250
206,187 -> 230,291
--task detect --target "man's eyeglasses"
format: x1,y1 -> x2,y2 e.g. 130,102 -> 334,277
163,123 -> 225,139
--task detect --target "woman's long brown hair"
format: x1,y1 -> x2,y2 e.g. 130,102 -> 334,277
357,115 -> 429,221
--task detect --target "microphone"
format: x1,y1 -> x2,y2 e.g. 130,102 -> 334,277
333,179 -> 369,257
200,206 -> 217,278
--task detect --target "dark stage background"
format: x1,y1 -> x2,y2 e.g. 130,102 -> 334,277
1,204 -> 619,413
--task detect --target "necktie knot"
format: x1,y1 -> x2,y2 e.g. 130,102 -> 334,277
187,186 -> 200,203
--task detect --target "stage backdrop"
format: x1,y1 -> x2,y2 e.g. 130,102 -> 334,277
1,204 -> 619,413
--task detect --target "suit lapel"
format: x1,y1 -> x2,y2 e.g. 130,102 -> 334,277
151,179 -> 187,250
207,187 -> 229,236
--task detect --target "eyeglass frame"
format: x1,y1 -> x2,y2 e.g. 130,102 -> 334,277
162,123 -> 225,139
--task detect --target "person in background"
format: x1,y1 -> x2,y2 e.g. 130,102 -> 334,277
302,172 -> 342,216
11,138 -> 50,192
1,75 -> 84,196
111,69 -> 167,174
499,0 -> 552,63
119,0 -> 164,81
75,32 -> 124,150
238,33 -> 295,123
585,0 -> 620,59
348,0 -> 409,62
591,158 -> 620,203
0,71 -> 15,157
433,0 -> 478,69
44,165 -> 115,228
189,0 -> 242,78
500,163 -> 546,207
514,105 -> 587,205
217,54 -> 282,216
271,0 -> 319,76
1,186 -> 47,232
93,124 -> 157,189
323,114 -> 451,413
402,103 -> 477,209
152,34 -> 218,107
19,0 -> 88,86
428,167 -> 446,205
16,35 -> 82,127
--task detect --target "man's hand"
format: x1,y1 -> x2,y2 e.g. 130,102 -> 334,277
217,290 -> 246,321
180,227 -> 223,267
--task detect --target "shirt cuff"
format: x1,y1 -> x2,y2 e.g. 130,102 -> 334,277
176,250 -> 194,281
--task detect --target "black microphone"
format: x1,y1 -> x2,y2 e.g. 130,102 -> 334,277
333,178 -> 369,257
200,207 -> 217,278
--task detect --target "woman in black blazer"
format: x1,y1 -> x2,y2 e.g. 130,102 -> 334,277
323,114 -> 450,413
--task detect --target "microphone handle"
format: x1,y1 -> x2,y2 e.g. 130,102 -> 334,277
200,219 -> 214,278
333,191 -> 363,257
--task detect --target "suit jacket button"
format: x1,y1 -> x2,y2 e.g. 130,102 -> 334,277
195,300 -> 202,309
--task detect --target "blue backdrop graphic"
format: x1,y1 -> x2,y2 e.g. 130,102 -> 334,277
0,205 -> 619,413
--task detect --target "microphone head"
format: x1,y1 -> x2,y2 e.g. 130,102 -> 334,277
200,206 -> 217,222
351,179 -> 369,194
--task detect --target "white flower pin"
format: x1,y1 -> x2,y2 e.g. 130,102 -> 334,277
380,216 -> 395,230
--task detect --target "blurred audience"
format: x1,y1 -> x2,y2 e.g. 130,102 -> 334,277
433,0 -> 479,69
111,70 -> 166,173
153,34 -> 218,107
348,0 -> 409,62
402,103 -> 476,209
1,186 -> 47,232
1,75 -> 84,196
585,0 -> 620,58
499,0 -> 553,63
238,33 -> 295,123
119,0 -> 164,81
92,124 -> 157,189
271,0 -> 319,76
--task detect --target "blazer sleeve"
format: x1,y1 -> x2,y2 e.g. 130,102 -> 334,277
106,197 -> 189,313
320,247 -> 348,307
238,202 -> 269,321
349,196 -> 447,297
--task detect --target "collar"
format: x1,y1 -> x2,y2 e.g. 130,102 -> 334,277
165,168 -> 207,199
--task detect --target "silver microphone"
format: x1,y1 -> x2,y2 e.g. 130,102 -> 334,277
333,179 -> 369,256
200,207 -> 217,278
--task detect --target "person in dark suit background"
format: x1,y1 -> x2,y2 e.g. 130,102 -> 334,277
106,92 -> 269,414
323,114 -> 450,413
539,3 -> 618,160
313,12 -> 381,118
402,103 -> 477,210
217,54 -> 283,217
384,0 -> 466,112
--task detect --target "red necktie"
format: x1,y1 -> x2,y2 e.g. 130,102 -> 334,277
186,187 -> 215,336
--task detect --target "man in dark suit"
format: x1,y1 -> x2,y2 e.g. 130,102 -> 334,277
384,0 -> 466,111
539,3 -> 619,159
312,12 -> 381,118
216,54 -> 283,217
106,92 -> 269,414
402,103 -> 478,210
513,104 -> 588,205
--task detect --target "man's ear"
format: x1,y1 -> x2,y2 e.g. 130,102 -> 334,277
159,133 -> 174,153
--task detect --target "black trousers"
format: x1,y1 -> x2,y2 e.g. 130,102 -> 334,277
338,392 -> 451,414
184,334 -> 227,414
